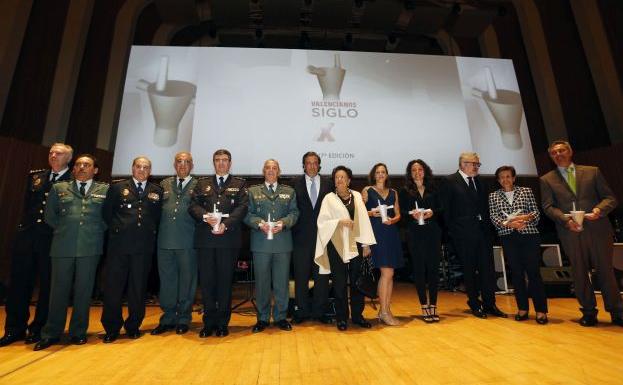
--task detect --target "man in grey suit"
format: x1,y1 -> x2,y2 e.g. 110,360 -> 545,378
151,152 -> 198,336
244,159 -> 299,333
540,140 -> 622,327
34,154 -> 109,350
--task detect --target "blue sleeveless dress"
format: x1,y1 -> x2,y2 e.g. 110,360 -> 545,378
365,188 -> 404,269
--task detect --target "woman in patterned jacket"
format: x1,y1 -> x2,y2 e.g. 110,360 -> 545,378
489,165 -> 548,325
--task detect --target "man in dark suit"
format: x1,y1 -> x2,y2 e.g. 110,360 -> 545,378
151,152 -> 198,336
188,149 -> 248,338
540,140 -> 622,327
101,156 -> 163,342
291,152 -> 333,324
34,154 -> 109,350
442,152 -> 506,319
0,143 -> 72,347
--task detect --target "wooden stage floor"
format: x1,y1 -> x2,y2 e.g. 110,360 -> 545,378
0,283 -> 622,385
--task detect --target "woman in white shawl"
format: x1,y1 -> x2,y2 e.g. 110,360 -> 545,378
314,166 -> 376,331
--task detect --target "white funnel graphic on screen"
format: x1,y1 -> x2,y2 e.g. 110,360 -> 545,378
307,54 -> 346,100
471,67 -> 523,149
137,56 -> 196,147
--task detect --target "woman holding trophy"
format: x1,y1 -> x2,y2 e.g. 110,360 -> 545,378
399,159 -> 442,323
314,166 -> 376,331
489,165 -> 548,324
362,163 -> 404,326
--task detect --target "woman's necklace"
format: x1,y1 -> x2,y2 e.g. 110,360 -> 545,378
336,189 -> 352,206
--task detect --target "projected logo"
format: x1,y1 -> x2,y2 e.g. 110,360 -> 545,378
468,67 -> 524,149
307,53 -> 346,101
136,55 -> 197,147
307,53 -> 358,142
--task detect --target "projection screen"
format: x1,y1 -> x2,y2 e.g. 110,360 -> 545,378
112,46 -> 537,176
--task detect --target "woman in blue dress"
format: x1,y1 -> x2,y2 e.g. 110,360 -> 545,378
362,163 -> 404,326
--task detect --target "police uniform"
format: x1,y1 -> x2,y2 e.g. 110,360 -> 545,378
188,175 -> 248,330
101,179 -> 163,336
41,180 -> 109,340
244,183 -> 299,324
2,168 -> 71,342
156,176 -> 199,328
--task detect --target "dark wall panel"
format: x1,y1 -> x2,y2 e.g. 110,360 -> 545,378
0,0 -> 70,142
65,0 -> 127,155
597,0 -> 623,92
534,0 -> 609,151
133,2 -> 161,45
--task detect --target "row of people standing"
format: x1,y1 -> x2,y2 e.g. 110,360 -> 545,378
2,141 -> 621,351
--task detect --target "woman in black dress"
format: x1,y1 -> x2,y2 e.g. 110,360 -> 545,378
399,159 -> 443,322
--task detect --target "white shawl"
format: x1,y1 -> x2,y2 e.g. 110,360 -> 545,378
314,190 -> 376,274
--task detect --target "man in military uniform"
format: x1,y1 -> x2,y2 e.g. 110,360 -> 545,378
188,149 -> 248,337
151,152 -> 198,336
244,159 -> 299,333
0,143 -> 72,347
101,156 -> 163,342
34,155 -> 108,350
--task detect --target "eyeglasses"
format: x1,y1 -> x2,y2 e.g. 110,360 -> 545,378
463,161 -> 482,167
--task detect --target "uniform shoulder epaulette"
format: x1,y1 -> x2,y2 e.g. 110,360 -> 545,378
233,176 -> 246,181
249,183 -> 264,189
196,176 -> 210,182
112,178 -> 126,184
161,176 -> 175,183
29,168 -> 46,175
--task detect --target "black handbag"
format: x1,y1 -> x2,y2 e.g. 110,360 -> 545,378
355,256 -> 379,299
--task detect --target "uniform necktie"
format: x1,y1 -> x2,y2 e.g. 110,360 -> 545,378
567,167 -> 576,194
137,182 -> 144,196
51,173 -> 59,182
310,178 -> 318,208
468,177 -> 477,192
79,182 -> 86,196
268,184 -> 275,194
219,176 -> 225,189
178,178 -> 184,191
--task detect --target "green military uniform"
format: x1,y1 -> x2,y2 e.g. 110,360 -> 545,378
42,180 -> 109,339
244,183 -> 299,323
157,176 -> 199,327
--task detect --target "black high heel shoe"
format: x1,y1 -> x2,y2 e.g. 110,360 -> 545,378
536,314 -> 548,325
514,312 -> 529,321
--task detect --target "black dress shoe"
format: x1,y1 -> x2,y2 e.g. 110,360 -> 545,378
175,324 -> 189,335
24,332 -> 41,345
199,326 -> 214,338
151,324 -> 174,335
484,306 -> 508,318
536,315 -> 549,325
471,308 -> 487,319
71,336 -> 87,345
276,319 -> 292,331
103,332 -> 119,343
514,312 -> 529,321
336,321 -> 348,331
34,338 -> 59,351
127,330 -> 142,339
579,315 -> 597,327
252,321 -> 269,333
215,326 -> 229,337
0,332 -> 25,347
352,318 -> 372,328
